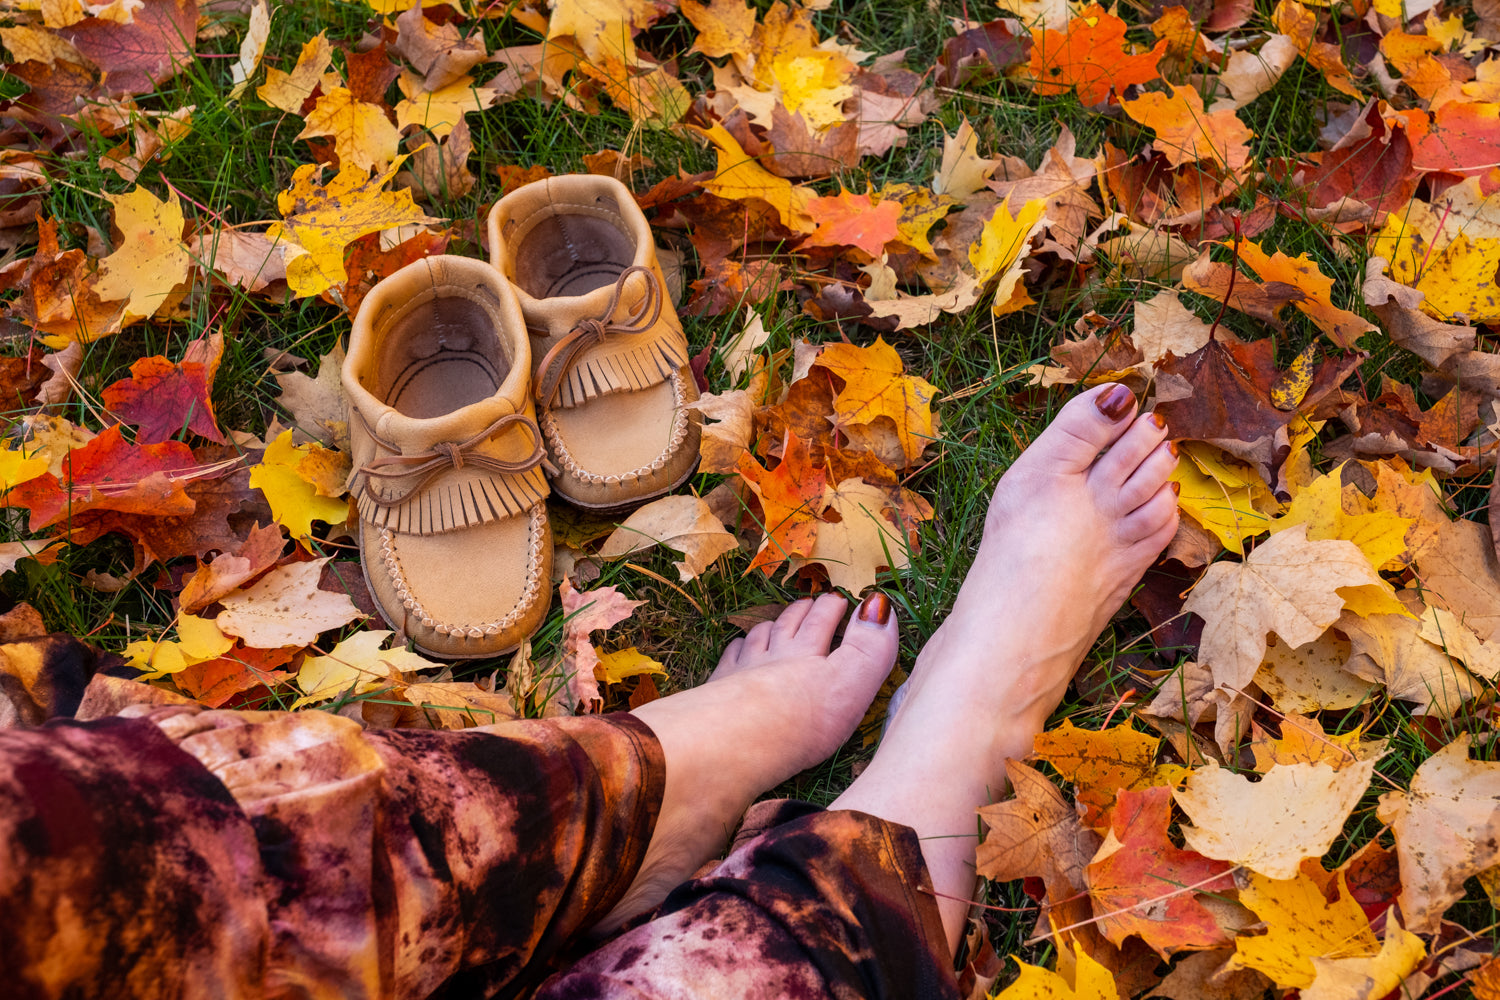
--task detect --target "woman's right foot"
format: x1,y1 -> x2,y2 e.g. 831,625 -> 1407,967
834,384 -> 1178,948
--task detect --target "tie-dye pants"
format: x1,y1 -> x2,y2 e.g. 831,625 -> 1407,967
0,699 -> 957,999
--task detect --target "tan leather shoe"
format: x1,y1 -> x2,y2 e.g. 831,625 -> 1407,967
342,256 -> 553,659
487,175 -> 701,511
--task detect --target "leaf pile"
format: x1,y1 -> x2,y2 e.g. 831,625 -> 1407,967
6,0 -> 1500,993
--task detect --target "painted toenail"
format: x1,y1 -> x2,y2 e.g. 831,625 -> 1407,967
857,591 -> 891,626
1168,440 -> 1179,458
1096,384 -> 1134,421
1150,412 -> 1167,431
1171,481 -> 1181,496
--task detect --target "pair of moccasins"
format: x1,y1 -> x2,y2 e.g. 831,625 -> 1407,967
341,175 -> 701,658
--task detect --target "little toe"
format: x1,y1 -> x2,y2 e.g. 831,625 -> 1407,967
711,637 -> 748,679
1090,409 -> 1170,491
1116,439 -> 1179,513
1022,385 -> 1140,476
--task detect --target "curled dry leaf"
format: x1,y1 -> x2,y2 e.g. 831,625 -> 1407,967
598,494 -> 738,582
1376,736 -> 1500,933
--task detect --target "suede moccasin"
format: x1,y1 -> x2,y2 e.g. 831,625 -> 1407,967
343,255 -> 553,658
487,174 -> 701,511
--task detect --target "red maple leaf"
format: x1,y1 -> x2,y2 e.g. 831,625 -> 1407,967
102,355 -> 225,444
1085,785 -> 1237,957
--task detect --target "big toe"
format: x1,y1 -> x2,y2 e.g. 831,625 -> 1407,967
1024,384 -> 1139,476
826,593 -> 900,696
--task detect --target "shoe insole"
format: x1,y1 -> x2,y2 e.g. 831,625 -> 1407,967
381,297 -> 507,419
513,213 -> 633,299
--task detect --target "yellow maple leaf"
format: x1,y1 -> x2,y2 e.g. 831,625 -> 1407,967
268,159 -> 436,297
1169,445 -> 1277,555
1228,870 -> 1379,988
248,429 -> 352,543
995,944 -> 1117,1000
696,121 -> 814,232
258,31 -> 333,113
876,182 -> 955,258
815,338 -> 939,465
1370,207 -> 1500,323
683,0 -> 756,59
94,185 -> 191,324
123,613 -> 233,680
768,50 -> 853,129
394,71 -> 498,138
293,628 -> 439,706
296,87 -> 402,174
547,0 -> 656,65
969,195 -> 1052,316
1269,466 -> 1412,571
787,478 -> 914,593
595,646 -> 666,684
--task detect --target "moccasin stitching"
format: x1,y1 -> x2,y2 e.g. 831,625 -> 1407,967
539,369 -> 691,486
378,503 -> 547,637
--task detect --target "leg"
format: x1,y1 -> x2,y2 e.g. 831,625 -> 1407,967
833,383 -> 1178,947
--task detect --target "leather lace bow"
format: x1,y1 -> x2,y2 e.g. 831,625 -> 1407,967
353,410 -> 556,509
532,264 -> 663,410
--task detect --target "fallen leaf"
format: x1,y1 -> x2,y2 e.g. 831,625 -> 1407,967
815,337 -> 939,465
1032,719 -> 1160,829
275,341 -> 348,448
1183,524 -> 1386,691
787,477 -> 912,593
101,345 -> 225,445
215,557 -> 364,648
802,189 -> 901,257
696,121 -> 814,233
1121,84 -> 1253,171
685,389 -> 754,474
933,118 -> 999,199
93,184 -> 191,324
247,429 -> 351,542
293,628 -> 438,705
1254,632 -> 1371,713
60,0 -> 197,97
1268,467 -> 1411,571
1029,5 -> 1167,107
297,87 -> 402,173
1174,758 -> 1375,878
1085,785 -> 1236,956
993,943 -> 1120,1000
738,431 -> 826,574
683,0 -> 756,59
559,579 -> 644,711
226,0 -> 270,100
401,679 -> 520,728
598,494 -> 738,581
594,646 -> 665,684
267,159 -> 437,298
970,195 -> 1050,315
1227,869 -> 1379,987
258,31 -> 332,113
1300,912 -> 1426,1000
1249,713 -> 1383,772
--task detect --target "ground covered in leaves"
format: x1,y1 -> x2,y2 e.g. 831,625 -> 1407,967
5,0 -> 1500,996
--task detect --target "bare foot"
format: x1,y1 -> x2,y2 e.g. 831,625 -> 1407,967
833,384 -> 1178,947
596,592 -> 899,932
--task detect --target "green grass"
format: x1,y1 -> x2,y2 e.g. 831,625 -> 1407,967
3,0 -> 1498,992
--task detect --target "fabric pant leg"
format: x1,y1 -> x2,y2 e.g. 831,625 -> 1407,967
0,702 -> 665,1000
536,801 -> 959,1000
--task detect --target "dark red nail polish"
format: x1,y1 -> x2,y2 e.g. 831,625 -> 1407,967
1096,384 -> 1134,421
857,591 -> 891,626
1171,481 -> 1181,497
1150,412 -> 1167,431
1168,440 -> 1179,458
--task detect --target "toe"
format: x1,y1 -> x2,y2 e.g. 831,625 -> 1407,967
1024,384 -> 1140,476
790,593 -> 850,651
712,637 -> 747,679
1091,410 -> 1170,492
1116,438 -> 1178,513
1118,483 -> 1180,546
826,592 -> 900,685
743,620 -> 773,657
770,598 -> 817,649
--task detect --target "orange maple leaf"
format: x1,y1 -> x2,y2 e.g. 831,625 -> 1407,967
1121,84 -> 1254,171
801,189 -> 901,257
737,432 -> 826,575
1030,5 -> 1167,107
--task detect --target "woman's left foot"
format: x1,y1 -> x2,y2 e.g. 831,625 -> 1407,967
596,592 -> 898,931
